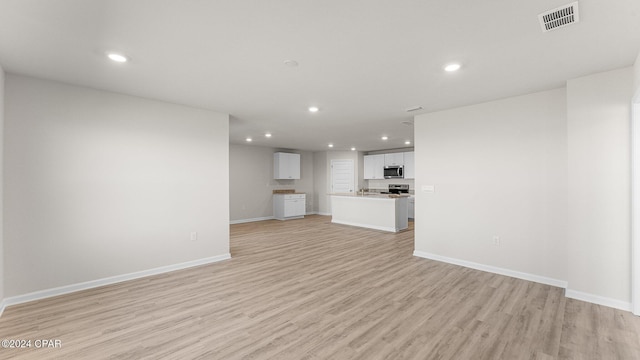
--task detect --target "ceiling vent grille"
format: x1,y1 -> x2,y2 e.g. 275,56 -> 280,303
538,2 -> 579,32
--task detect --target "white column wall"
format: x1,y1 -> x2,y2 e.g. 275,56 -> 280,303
566,67 -> 634,308
0,64 -> 5,310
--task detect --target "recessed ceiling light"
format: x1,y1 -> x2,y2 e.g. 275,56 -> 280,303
351,147 -> 356,151
107,53 -> 128,63
265,133 -> 272,138
444,63 -> 461,72
381,136 -> 388,140
246,137 -> 252,142
405,141 -> 411,145
308,106 -> 319,113
284,60 -> 299,67
328,143 -> 334,148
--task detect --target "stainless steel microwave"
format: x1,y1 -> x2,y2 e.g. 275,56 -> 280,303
383,165 -> 404,179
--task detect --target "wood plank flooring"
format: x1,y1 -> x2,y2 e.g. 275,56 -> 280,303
1,215 -> 640,359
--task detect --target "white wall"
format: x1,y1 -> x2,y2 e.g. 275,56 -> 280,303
0,64 -> 5,308
635,52 -> 640,96
414,88 -> 568,284
229,144 -> 314,222
566,67 -> 633,306
4,75 -> 230,297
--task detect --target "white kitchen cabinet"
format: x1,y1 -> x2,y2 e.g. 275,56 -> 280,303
364,154 -> 385,179
403,151 -> 415,179
384,153 -> 404,166
408,196 -> 415,219
274,152 -> 300,179
273,194 -> 306,220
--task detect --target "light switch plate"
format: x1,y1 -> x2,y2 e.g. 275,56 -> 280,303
422,185 -> 435,193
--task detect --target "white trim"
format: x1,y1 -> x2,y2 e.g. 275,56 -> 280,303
2,254 -> 231,309
332,219 -> 400,233
230,216 -> 274,224
566,289 -> 632,312
316,212 -> 332,216
0,299 -> 6,317
413,250 -> 568,288
275,216 -> 304,221
229,213 -> 327,224
633,100 -> 640,315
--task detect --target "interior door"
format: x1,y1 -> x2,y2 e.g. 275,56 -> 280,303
331,159 -> 355,193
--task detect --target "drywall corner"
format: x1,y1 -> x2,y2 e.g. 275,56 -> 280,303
634,51 -> 640,98
0,63 -> 5,313
567,67 -> 634,304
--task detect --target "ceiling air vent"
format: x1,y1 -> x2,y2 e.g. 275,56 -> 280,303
538,2 -> 579,32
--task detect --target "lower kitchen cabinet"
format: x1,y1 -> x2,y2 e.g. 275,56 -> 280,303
273,194 -> 306,220
408,196 -> 415,219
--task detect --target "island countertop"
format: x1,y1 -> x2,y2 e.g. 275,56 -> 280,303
330,194 -> 409,232
329,193 -> 410,199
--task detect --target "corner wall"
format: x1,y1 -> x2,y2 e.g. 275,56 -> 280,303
4,74 -> 230,298
0,64 -> 5,313
414,88 -> 568,286
635,52 -> 640,95
566,67 -> 634,308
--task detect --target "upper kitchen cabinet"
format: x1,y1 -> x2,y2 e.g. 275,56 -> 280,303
384,153 -> 404,166
403,151 -> 415,179
364,154 -> 385,179
274,152 -> 301,179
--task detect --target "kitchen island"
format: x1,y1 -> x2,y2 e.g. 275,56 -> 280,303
330,193 -> 409,232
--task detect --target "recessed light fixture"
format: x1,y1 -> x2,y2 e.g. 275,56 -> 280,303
308,106 -> 319,113
351,147 -> 356,151
107,53 -> 128,63
444,63 -> 461,72
265,133 -> 272,138
284,59 -> 299,67
246,137 -> 252,142
405,141 -> 411,145
381,136 -> 388,140
328,143 -> 334,148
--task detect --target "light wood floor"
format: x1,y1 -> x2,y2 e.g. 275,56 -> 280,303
1,215 -> 640,359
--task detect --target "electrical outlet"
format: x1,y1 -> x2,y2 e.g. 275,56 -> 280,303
190,232 -> 198,242
493,236 -> 500,246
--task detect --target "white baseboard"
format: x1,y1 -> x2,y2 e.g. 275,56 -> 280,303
413,250 -> 568,289
230,216 -> 274,224
0,299 -> 6,318
565,289 -> 632,312
332,219 -> 398,233
315,212 -> 332,216
2,254 -> 231,310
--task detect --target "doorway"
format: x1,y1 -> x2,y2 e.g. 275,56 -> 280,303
331,159 -> 355,194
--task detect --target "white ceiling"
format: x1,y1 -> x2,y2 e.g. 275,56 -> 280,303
0,0 -> 639,152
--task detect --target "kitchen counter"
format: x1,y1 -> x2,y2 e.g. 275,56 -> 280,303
330,194 -> 408,232
330,193 -> 410,199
